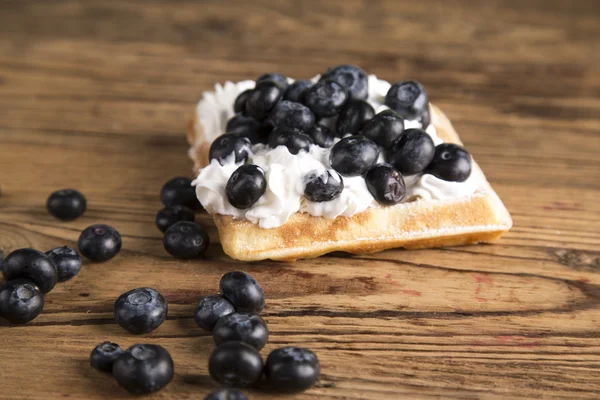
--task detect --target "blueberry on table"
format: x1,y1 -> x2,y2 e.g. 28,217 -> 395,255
426,143 -> 472,182
160,177 -> 199,209
386,128 -> 435,175
304,80 -> 348,118
256,72 -> 289,90
268,127 -> 314,155
112,344 -> 174,395
365,164 -> 406,205
385,80 -> 429,120
225,165 -> 267,210
205,388 -> 248,400
46,189 -> 86,221
90,341 -> 124,372
234,89 -> 253,114
213,313 -> 269,350
329,135 -> 380,177
0,279 -> 44,324
155,205 -> 195,233
265,347 -> 320,393
226,114 -> 263,144
209,341 -> 263,387
336,99 -> 375,136
307,124 -> 335,148
114,287 -> 167,334
45,246 -> 82,282
219,271 -> 265,314
163,221 -> 210,258
283,80 -> 312,103
267,100 -> 316,132
78,224 -> 122,262
360,109 -> 405,148
321,64 -> 368,100
2,248 -> 57,293
194,294 -> 235,331
245,81 -> 283,121
304,169 -> 344,202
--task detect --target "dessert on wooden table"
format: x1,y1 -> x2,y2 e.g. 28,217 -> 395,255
187,65 -> 512,261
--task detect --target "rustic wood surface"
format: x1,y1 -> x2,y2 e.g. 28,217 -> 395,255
1,0 -> 599,399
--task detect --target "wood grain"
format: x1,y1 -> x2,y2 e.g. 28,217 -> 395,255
0,0 -> 599,398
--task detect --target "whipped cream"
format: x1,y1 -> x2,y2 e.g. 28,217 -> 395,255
192,75 -> 484,228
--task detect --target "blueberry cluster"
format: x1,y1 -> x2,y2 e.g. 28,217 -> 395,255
195,271 -> 320,397
210,66 -> 473,210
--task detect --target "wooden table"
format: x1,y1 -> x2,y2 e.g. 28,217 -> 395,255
1,1 -> 599,398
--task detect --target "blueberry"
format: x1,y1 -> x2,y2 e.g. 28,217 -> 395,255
194,294 -> 235,331
90,341 -> 124,372
155,205 -> 195,233
209,134 -> 252,165
321,64 -> 368,100
2,248 -> 57,293
268,127 -> 314,155
78,224 -> 122,262
386,129 -> 435,175
205,389 -> 248,400
45,246 -> 82,282
114,287 -> 167,334
0,279 -> 44,324
163,221 -> 210,258
267,100 -> 315,132
225,115 -> 263,144
213,313 -> 269,350
225,165 -> 267,210
304,80 -> 348,118
160,177 -> 199,209
419,105 -> 431,128
219,271 -> 264,314
112,344 -> 174,395
307,124 -> 335,148
426,143 -> 472,182
360,109 -> 405,147
265,347 -> 320,393
329,136 -> 379,177
234,89 -> 253,114
245,81 -> 283,121
336,99 -> 375,136
256,73 -> 289,90
209,341 -> 263,387
304,170 -> 344,202
365,164 -> 406,205
46,189 -> 86,221
283,80 -> 312,103
385,80 -> 429,120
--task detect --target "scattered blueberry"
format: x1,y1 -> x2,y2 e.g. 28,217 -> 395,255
209,341 -> 263,387
283,80 -> 312,103
213,313 -> 269,350
78,224 -> 122,262
112,344 -> 174,395
245,81 -> 283,121
321,64 -> 368,100
46,189 -> 86,221
90,341 -> 124,372
256,73 -> 289,90
386,128 -> 435,175
304,170 -> 344,202
365,164 -> 406,205
194,294 -> 236,331
336,99 -> 375,136
0,279 -> 44,324
209,134 -> 252,165
114,287 -> 167,334
385,80 -> 429,120
304,80 -> 348,118
205,388 -> 248,400
45,246 -> 82,282
234,89 -> 253,114
163,221 -> 210,259
155,205 -> 195,233
2,248 -> 57,293
267,100 -> 315,132
265,347 -> 320,393
225,115 -> 262,144
307,124 -> 335,148
426,143 -> 472,182
329,135 -> 379,177
160,177 -> 199,209
268,127 -> 314,155
220,271 -> 265,314
226,165 -> 267,210
360,109 -> 405,147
